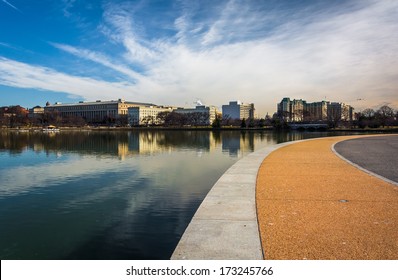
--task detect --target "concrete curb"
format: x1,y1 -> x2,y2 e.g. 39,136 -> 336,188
171,141 -> 295,260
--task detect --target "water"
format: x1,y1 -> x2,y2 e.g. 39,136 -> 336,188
0,130 -> 353,260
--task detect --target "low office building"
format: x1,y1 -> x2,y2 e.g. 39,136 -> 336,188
128,106 -> 175,126
44,99 -> 154,123
174,105 -> 218,125
28,106 -> 44,119
222,101 -> 255,120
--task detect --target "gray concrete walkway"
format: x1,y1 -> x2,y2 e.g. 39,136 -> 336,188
334,135 -> 398,185
171,142 -> 293,260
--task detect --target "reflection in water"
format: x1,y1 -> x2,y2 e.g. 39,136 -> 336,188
0,130 -> 352,259
0,130 -> 333,158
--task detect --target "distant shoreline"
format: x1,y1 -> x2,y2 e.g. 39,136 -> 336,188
2,126 -> 398,133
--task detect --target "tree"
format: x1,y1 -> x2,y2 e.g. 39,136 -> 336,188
361,108 -> 375,119
1,106 -> 29,127
212,115 -> 221,128
116,115 -> 129,126
376,105 -> 394,127
156,111 -> 170,125
257,118 -> 265,128
248,118 -> 255,128
240,118 -> 247,128
164,112 -> 187,127
187,112 -> 209,126
142,115 -> 155,126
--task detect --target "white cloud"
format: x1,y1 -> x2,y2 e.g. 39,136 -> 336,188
0,57 -> 146,101
101,2 -> 160,65
50,42 -> 145,81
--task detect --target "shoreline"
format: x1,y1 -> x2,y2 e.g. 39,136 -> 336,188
2,126 -> 398,133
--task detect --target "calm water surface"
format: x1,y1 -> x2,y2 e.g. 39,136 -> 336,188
0,130 -> 352,259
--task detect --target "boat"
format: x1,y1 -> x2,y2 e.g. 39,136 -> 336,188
42,125 -> 60,132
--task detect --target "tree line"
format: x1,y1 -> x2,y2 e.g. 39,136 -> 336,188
1,104 -> 397,129
274,105 -> 398,129
355,105 -> 397,128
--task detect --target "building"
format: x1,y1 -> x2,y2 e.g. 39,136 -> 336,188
222,101 -> 255,120
277,98 -> 353,123
44,99 -> 154,123
277,98 -> 292,121
128,106 -> 174,126
277,98 -> 307,122
327,102 -> 354,122
291,99 -> 305,122
28,106 -> 44,118
174,105 -> 218,125
305,101 -> 328,122
128,104 -> 218,126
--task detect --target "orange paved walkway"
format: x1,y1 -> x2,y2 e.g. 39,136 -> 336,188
256,135 -> 398,260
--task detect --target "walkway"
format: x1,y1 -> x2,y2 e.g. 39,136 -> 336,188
171,147 -> 272,259
256,135 -> 398,259
334,135 -> 398,185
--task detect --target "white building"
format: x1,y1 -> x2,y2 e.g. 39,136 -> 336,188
45,99 -> 154,122
174,105 -> 218,125
28,106 -> 44,118
128,106 -> 174,126
222,101 -> 255,120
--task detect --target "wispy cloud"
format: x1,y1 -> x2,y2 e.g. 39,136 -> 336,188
62,0 -> 76,17
50,42 -> 145,81
101,2 -> 160,65
0,42 -> 13,48
0,57 -> 146,101
1,0 -> 21,13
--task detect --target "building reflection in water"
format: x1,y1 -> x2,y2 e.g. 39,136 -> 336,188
0,130 -> 341,160
1,130 -> 278,159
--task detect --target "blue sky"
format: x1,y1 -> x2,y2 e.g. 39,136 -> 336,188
0,0 -> 397,116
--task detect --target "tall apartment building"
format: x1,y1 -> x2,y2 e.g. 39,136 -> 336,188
277,98 -> 292,121
305,101 -> 328,121
277,98 -> 353,122
44,99 -> 154,122
277,98 -> 309,122
327,102 -> 354,122
222,101 -> 255,120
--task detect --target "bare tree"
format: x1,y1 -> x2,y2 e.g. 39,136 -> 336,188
361,108 -> 375,118
376,105 -> 395,127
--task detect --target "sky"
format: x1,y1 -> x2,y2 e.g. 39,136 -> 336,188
0,0 -> 397,117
